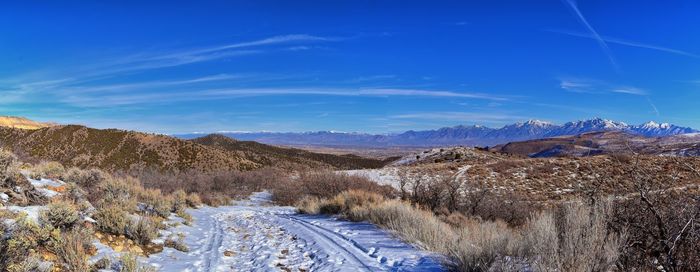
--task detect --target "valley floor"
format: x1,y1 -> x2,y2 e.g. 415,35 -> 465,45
144,192 -> 445,272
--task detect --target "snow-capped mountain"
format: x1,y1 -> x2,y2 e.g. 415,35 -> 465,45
545,118 -> 628,137
176,118 -> 698,147
630,121 -> 697,137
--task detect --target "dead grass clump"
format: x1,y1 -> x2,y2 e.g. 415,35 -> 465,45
118,253 -> 156,272
39,199 -> 80,230
300,190 -> 624,272
451,219 -> 521,271
186,192 -> 202,208
164,235 -> 189,252
522,199 -> 623,272
300,191 -> 453,254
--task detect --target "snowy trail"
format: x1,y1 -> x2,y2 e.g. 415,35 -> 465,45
146,192 -> 445,272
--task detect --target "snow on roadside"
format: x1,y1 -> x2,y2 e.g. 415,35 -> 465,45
341,168 -> 402,189
143,192 -> 445,271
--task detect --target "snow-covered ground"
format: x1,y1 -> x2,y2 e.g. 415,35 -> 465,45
144,192 -> 445,271
341,168 -> 402,189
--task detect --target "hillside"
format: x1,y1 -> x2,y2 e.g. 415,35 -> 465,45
0,125 -> 390,173
0,116 -> 55,130
190,134 -> 394,170
492,130 -> 700,157
0,125 -> 259,172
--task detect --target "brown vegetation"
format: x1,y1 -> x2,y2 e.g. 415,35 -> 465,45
191,134 -> 392,170
271,171 -> 396,206
298,190 -> 624,271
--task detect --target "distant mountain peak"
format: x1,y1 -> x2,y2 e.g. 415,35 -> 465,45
175,118 -> 698,148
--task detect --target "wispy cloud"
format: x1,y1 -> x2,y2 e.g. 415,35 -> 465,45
388,111 -> 524,126
559,77 -> 647,96
561,0 -> 619,71
548,29 -> 700,58
61,87 -> 508,107
611,87 -> 647,96
357,88 -> 507,100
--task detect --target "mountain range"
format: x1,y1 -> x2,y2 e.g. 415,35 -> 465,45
177,118 -> 699,148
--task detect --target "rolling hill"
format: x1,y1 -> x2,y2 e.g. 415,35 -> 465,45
493,130 -> 700,157
0,116 -> 55,130
190,134 -> 396,170
0,125 -> 389,173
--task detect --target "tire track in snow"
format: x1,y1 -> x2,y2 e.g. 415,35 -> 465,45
278,214 -> 383,271
201,215 -> 224,271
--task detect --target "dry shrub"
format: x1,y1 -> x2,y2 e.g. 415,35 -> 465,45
127,217 -> 159,246
522,199 -> 623,272
171,189 -> 188,214
97,176 -> 139,210
301,191 -> 453,254
118,253 -> 156,272
200,193 -> 231,207
29,161 -> 66,180
272,171 -> 395,206
137,188 -> 172,218
0,215 -> 54,271
136,167 -> 282,205
297,197 -> 323,214
612,190 -> 700,271
63,168 -> 105,201
92,257 -> 111,271
94,204 -> 129,235
301,190 -> 624,272
39,199 -> 80,230
52,228 -> 93,272
186,192 -> 202,207
452,219 -> 521,271
164,235 -> 189,252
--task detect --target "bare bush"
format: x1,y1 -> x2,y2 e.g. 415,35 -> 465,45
522,199 -> 624,272
272,171 -> 395,206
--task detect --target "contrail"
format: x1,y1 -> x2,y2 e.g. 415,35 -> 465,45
562,0 -> 620,72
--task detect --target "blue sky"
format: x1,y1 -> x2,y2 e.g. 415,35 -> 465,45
1,0 -> 699,134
